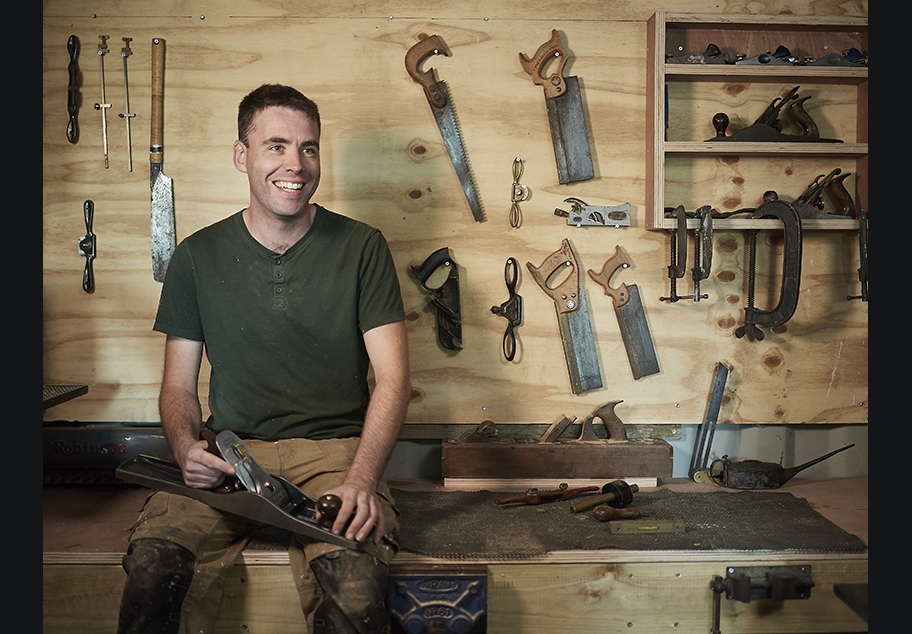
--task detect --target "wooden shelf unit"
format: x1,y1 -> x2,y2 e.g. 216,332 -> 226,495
646,12 -> 868,231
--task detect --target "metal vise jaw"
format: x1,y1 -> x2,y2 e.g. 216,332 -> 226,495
389,572 -> 487,634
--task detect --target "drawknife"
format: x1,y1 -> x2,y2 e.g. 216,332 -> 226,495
587,246 -> 660,380
526,238 -> 603,394
405,34 -> 484,222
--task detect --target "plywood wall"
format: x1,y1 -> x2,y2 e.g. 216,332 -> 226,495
42,0 -> 868,430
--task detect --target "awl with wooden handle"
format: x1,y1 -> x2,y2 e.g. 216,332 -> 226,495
570,480 -> 638,514
150,38 -> 176,282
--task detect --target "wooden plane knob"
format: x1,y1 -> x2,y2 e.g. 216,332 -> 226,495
712,112 -> 729,138
316,494 -> 343,529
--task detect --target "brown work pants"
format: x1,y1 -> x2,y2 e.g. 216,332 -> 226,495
122,436 -> 399,633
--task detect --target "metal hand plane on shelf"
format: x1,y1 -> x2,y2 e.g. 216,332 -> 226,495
669,43 -> 867,67
666,42 -> 731,64
792,167 -> 856,219
405,34 -> 484,222
735,44 -> 799,66
702,167 -> 858,221
660,205 -> 713,303
706,86 -> 843,143
735,44 -> 867,67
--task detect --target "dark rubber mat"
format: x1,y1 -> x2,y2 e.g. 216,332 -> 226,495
390,488 -> 867,559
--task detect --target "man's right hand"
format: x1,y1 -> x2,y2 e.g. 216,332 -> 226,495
177,438 -> 236,489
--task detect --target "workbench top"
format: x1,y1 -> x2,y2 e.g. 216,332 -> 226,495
43,477 -> 867,564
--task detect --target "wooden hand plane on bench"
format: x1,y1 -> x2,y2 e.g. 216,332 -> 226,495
441,401 -> 673,480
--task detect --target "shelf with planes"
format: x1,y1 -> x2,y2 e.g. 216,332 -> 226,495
646,12 -> 867,231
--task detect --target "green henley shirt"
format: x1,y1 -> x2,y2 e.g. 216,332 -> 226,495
152,206 -> 406,440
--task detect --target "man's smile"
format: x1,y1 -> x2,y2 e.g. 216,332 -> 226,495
274,181 -> 304,192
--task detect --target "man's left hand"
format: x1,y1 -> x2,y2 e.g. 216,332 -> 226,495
319,481 -> 384,544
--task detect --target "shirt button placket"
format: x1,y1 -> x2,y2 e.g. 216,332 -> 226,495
273,257 -> 286,307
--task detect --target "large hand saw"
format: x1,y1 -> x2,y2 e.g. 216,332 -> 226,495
526,239 -> 603,394
406,34 -> 485,222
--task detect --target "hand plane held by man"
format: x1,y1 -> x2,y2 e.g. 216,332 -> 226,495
116,430 -> 361,548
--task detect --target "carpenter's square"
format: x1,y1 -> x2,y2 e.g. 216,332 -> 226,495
526,239 -> 602,394
520,30 -> 594,184
405,35 -> 484,222
689,362 -> 730,481
150,38 -> 176,282
587,246 -> 660,380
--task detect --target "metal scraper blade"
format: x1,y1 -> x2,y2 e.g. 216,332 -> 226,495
557,288 -> 602,394
546,76 -> 594,184
150,170 -> 176,282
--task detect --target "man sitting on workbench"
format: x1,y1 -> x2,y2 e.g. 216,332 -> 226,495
116,84 -> 411,634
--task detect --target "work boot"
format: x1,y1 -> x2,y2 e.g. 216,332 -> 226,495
310,549 -> 391,634
117,537 -> 196,634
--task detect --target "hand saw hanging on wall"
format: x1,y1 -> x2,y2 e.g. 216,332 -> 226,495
519,30 -> 594,184
405,34 -> 485,222
526,239 -> 603,394
587,245 -> 660,380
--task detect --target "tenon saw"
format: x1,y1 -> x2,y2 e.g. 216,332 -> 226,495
405,35 -> 484,222
519,30 -> 594,184
150,38 -> 176,282
587,245 -> 660,380
526,239 -> 602,394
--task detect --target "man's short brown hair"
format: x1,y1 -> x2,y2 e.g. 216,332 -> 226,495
238,84 -> 321,145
